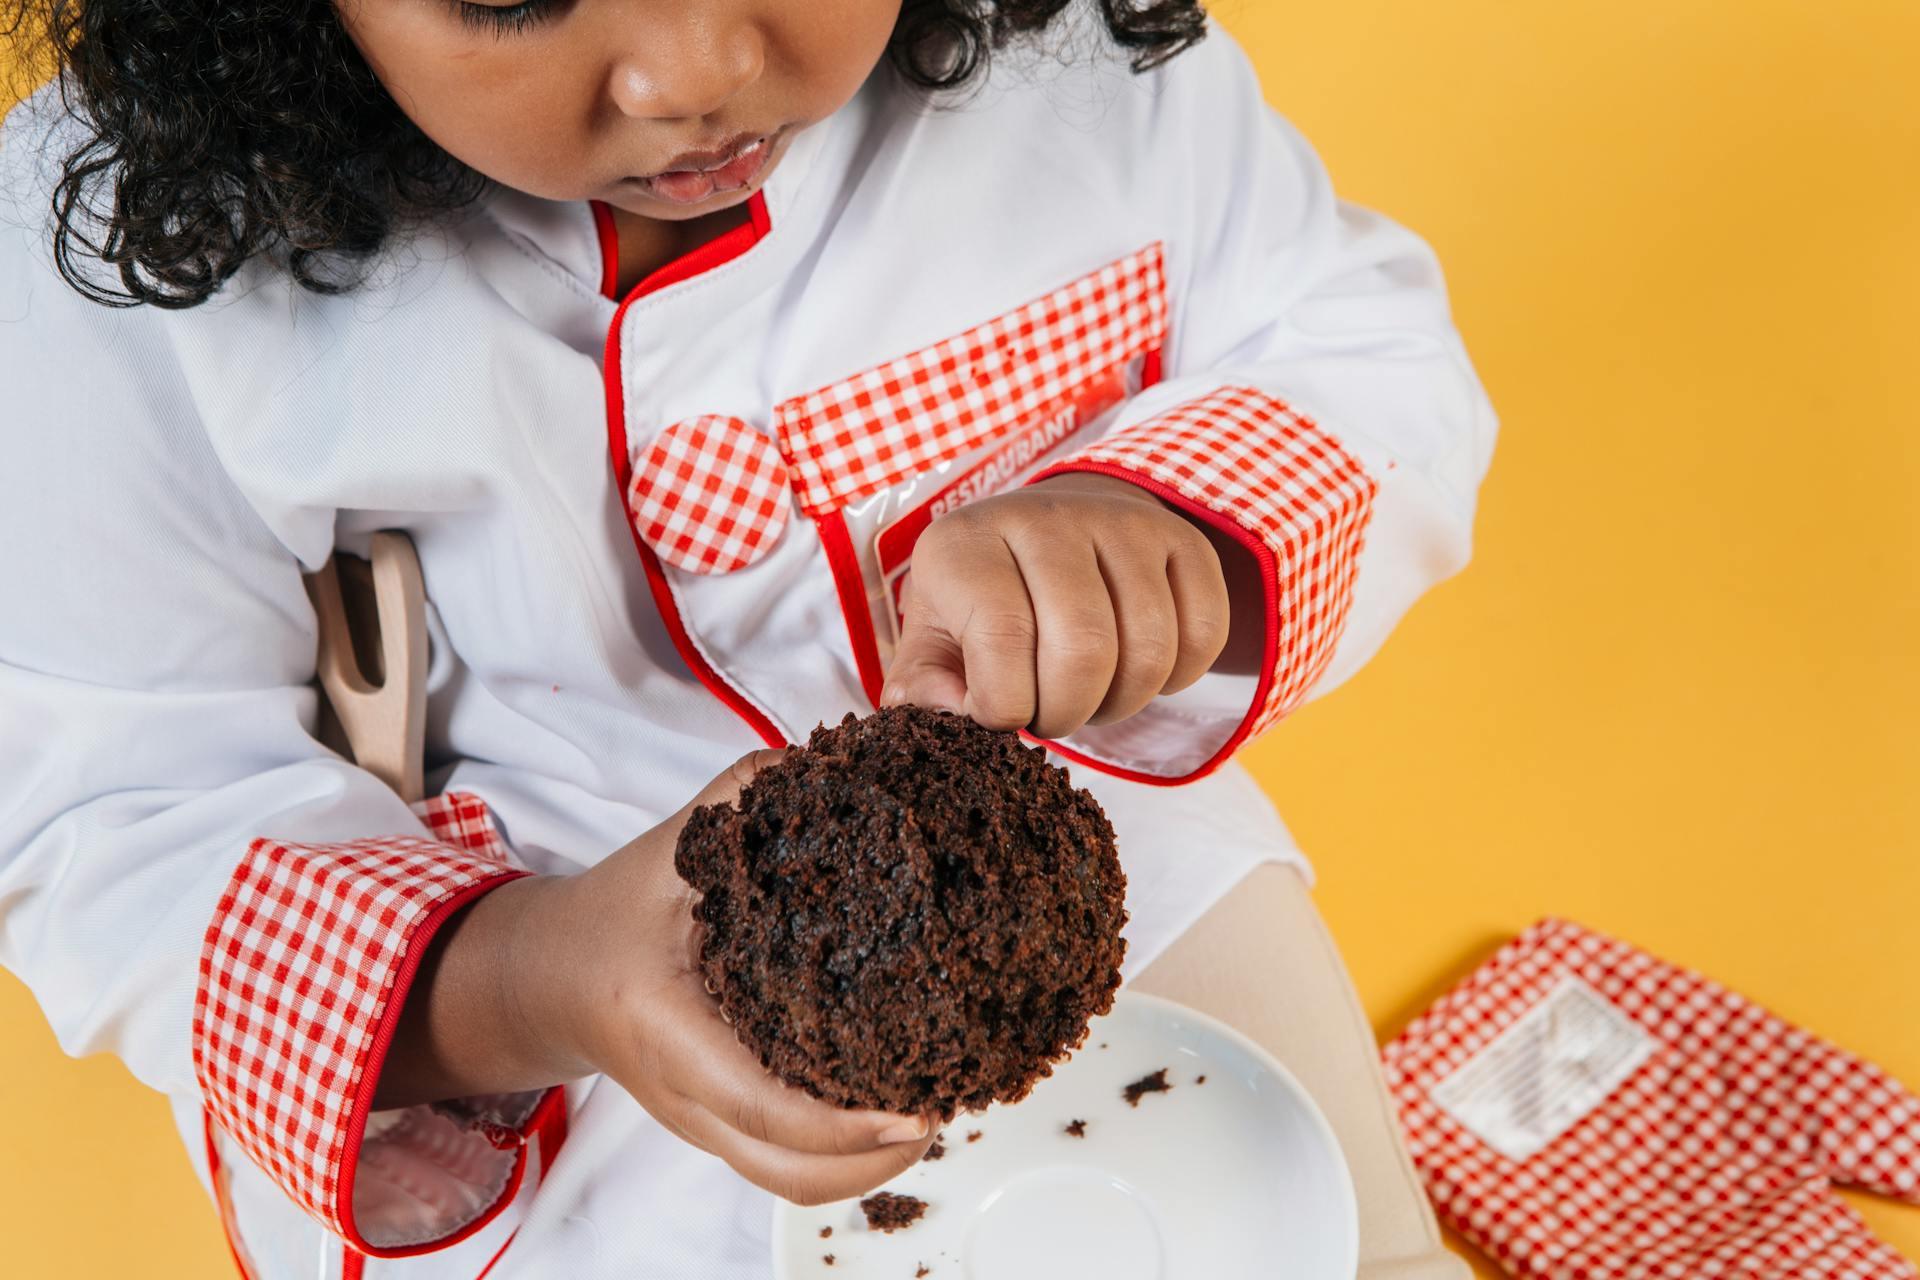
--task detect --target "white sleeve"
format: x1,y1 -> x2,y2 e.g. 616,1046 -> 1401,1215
0,99 -> 550,1254
1033,20 -> 1498,782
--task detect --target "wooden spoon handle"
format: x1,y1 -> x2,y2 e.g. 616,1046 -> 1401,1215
307,531 -> 427,804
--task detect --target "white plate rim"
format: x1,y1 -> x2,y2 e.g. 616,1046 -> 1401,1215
769,988 -> 1361,1280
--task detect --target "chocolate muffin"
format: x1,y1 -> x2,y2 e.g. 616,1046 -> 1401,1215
675,706 -> 1127,1120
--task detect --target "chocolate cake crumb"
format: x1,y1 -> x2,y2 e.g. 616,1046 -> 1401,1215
1123,1068 -> 1173,1106
819,1227 -> 833,1239
917,1267 -> 932,1278
1196,1074 -> 1207,1085
823,1256 -> 834,1267
1064,1119 -> 1087,1138
676,707 -> 1128,1120
965,1130 -> 982,1144
924,1139 -> 946,1161
861,1192 -> 928,1233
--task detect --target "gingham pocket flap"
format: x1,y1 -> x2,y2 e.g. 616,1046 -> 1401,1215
771,242 -> 1168,517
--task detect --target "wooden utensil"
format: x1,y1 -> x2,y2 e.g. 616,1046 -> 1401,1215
304,530 -> 427,804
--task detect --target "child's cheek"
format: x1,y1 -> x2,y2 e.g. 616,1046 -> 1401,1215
336,3 -> 603,200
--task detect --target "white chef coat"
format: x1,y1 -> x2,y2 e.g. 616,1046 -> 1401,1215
0,15 -> 1495,1279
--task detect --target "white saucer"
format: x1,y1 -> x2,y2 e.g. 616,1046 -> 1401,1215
771,990 -> 1358,1280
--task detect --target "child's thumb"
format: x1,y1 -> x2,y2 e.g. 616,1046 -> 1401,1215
664,748 -> 789,837
881,609 -> 968,716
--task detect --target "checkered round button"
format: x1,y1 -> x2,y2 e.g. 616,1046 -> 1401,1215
628,415 -> 793,574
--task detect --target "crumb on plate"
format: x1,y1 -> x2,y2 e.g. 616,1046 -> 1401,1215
1123,1068 -> 1172,1107
861,1191 -> 928,1233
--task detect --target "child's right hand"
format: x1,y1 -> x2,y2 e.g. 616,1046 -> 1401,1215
376,751 -> 934,1205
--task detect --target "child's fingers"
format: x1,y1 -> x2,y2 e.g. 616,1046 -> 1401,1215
1086,545 -> 1181,726
909,530 -> 1040,731
1006,535 -> 1116,739
673,1097 -> 934,1206
650,971 -> 927,1157
1161,533 -> 1231,694
670,748 -> 789,830
598,747 -> 789,935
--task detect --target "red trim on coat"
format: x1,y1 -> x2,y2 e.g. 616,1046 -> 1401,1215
470,1087 -> 571,1280
1021,459 -> 1279,786
632,538 -> 785,745
204,1110 -> 258,1280
338,872 -> 535,1257
591,194 -> 768,303
814,508 -> 887,706
595,192 -> 788,747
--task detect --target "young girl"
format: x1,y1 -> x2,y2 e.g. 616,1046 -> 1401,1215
0,1 -> 1496,1276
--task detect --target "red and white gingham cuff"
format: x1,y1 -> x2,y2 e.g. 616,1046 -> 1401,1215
192,791 -> 547,1255
1032,384 -> 1376,757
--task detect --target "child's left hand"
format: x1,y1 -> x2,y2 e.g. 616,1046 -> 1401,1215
882,472 -> 1232,739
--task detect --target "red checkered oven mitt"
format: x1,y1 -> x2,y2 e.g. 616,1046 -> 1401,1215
1381,919 -> 1920,1279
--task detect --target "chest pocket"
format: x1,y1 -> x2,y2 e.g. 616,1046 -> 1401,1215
623,241 -> 1169,736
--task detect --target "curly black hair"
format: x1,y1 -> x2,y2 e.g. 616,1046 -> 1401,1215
1,1 -> 1208,309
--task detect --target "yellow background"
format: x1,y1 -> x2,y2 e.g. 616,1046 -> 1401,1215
3,0 -> 1915,1273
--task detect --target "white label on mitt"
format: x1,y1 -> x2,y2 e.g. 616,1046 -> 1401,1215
1429,976 -> 1653,1161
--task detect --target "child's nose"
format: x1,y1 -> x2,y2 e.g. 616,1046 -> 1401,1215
606,11 -> 766,121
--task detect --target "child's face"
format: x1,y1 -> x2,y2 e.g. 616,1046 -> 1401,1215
335,0 -> 903,220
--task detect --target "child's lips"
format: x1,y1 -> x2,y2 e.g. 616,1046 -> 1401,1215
636,132 -> 778,205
